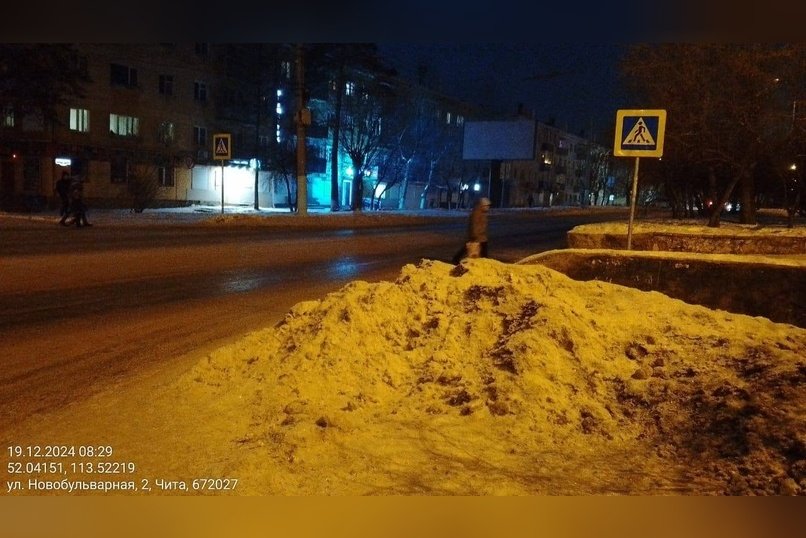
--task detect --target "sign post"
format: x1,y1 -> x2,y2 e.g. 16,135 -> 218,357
213,133 -> 232,214
613,109 -> 667,249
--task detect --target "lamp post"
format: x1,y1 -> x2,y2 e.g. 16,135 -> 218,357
294,44 -> 309,216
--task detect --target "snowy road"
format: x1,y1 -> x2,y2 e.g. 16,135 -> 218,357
0,210 -> 623,430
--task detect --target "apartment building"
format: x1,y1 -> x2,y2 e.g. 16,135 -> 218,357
0,43 -> 487,212
501,120 -> 608,207
0,43 -> 281,211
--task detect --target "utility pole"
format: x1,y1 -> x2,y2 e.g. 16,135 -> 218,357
294,44 -> 309,215
254,44 -> 262,211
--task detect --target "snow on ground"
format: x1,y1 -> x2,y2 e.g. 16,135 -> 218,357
1,203 -> 623,228
7,258 -> 804,495
173,258 -> 805,495
573,218 -> 806,237
3,207 -> 804,495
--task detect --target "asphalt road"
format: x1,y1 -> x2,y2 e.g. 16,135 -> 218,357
0,208 -> 627,429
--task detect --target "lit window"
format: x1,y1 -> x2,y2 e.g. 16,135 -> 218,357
276,102 -> 283,115
70,108 -> 89,132
276,124 -> 281,143
158,121 -> 175,144
457,115 -> 464,126
109,114 -> 139,136
281,61 -> 291,79
2,107 -> 13,127
446,112 -> 452,124
345,81 -> 355,96
194,82 -> 208,102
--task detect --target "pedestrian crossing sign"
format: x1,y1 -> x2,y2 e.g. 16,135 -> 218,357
614,109 -> 667,157
213,133 -> 231,160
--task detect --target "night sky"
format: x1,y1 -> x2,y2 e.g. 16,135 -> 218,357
376,43 -> 630,143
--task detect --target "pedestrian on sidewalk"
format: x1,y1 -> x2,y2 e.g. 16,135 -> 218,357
65,179 -> 92,227
452,197 -> 490,263
55,172 -> 72,225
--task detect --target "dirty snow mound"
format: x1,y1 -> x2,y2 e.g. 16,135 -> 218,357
182,258 -> 805,495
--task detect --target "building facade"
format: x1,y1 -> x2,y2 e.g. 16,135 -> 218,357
0,43 -> 288,211
500,120 -> 609,208
1,44 -> 596,213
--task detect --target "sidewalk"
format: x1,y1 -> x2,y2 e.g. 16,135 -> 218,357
1,204 -> 626,229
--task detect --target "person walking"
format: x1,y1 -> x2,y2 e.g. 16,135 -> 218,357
452,197 -> 490,263
65,179 -> 92,227
55,172 -> 72,225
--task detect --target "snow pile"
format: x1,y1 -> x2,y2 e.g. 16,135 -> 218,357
183,259 -> 805,494
572,219 -> 806,238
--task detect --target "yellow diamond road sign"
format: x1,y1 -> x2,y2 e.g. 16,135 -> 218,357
614,109 -> 667,157
213,133 -> 231,160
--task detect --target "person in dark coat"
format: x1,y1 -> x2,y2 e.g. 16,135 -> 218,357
63,179 -> 92,227
452,197 -> 490,263
55,172 -> 72,225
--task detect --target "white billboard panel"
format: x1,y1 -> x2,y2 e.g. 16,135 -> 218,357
462,120 -> 536,160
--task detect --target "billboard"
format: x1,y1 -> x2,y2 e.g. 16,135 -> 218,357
462,120 -> 536,160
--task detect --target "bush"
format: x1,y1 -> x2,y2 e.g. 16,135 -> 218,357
127,173 -> 159,213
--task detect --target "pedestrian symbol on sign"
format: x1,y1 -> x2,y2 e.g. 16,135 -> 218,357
623,118 -> 655,146
212,133 -> 231,160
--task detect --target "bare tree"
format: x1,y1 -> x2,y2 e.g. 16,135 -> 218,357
393,93 -> 442,209
306,44 -> 386,211
0,44 -> 89,125
339,81 -> 391,212
622,44 -> 805,227
368,146 -> 403,210
587,148 -> 610,206
265,138 -> 297,212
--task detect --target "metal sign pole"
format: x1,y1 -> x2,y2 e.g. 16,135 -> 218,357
212,133 -> 232,215
627,157 -> 640,250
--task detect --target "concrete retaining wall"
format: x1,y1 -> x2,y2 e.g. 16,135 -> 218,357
568,231 -> 806,255
520,249 -> 805,328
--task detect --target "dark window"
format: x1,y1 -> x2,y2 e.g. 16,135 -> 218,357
111,156 -> 129,183
194,82 -> 208,102
110,63 -> 137,87
193,126 -> 207,146
159,75 -> 174,96
71,157 -> 88,181
23,158 -> 41,190
195,43 -> 209,55
158,166 -> 175,187
70,52 -> 89,78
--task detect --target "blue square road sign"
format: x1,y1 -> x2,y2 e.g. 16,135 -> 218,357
614,109 -> 667,157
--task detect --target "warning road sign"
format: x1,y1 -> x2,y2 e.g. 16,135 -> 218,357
614,109 -> 666,157
213,133 -> 231,160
